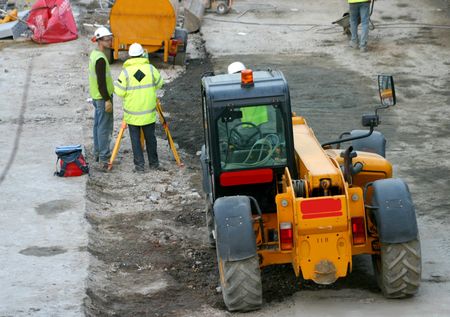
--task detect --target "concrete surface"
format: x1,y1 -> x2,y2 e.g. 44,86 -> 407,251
0,0 -> 449,316
0,39 -> 90,316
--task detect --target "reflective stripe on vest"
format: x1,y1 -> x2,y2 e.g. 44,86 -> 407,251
348,0 -> 370,3
154,74 -> 162,87
123,108 -> 157,115
123,68 -> 130,86
88,49 -> 114,100
114,81 -> 159,92
114,82 -> 127,91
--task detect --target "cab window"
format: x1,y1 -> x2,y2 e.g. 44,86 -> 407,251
217,104 -> 287,170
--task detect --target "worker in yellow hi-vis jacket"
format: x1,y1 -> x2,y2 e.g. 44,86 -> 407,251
114,43 -> 164,173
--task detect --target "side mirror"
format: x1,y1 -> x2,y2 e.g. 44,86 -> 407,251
378,74 -> 396,107
362,114 -> 379,127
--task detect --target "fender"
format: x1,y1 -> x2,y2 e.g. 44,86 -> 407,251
214,196 -> 257,261
351,130 -> 386,157
368,178 -> 418,243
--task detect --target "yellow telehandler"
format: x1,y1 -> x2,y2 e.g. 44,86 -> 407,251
200,70 -> 421,311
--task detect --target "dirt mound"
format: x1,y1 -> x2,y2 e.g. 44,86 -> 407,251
82,48 -> 223,312
83,161 -> 222,316
159,57 -> 212,156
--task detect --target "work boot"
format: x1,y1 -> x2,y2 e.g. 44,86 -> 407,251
149,163 -> 167,171
349,40 -> 358,49
98,162 -> 109,172
133,166 -> 145,174
360,46 -> 368,53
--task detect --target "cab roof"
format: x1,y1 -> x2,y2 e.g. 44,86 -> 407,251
202,70 -> 290,104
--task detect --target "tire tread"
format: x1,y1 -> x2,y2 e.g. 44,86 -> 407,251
220,256 -> 262,311
375,239 -> 421,298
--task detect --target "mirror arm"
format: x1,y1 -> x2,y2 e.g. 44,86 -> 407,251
375,104 -> 389,116
321,126 -> 374,148
336,131 -> 351,149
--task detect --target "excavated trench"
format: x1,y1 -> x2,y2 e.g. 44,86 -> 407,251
82,50 -> 390,316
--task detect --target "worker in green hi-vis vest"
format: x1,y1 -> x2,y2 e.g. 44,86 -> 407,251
227,61 -> 268,127
88,26 -> 115,171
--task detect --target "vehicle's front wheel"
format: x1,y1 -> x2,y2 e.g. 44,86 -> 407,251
217,254 -> 262,311
372,239 -> 421,298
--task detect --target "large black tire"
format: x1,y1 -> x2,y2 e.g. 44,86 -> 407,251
372,239 -> 421,298
217,255 -> 262,311
174,28 -> 188,53
174,52 -> 186,66
216,2 -> 229,15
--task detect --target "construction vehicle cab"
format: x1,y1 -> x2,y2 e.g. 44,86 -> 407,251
200,70 -> 421,312
201,69 -> 296,207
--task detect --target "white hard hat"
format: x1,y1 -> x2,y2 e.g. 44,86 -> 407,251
94,26 -> 113,40
228,61 -> 246,74
129,43 -> 144,57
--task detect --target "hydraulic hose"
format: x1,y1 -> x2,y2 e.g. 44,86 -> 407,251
248,196 -> 266,244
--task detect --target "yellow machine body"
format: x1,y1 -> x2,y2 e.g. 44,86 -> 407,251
256,116 -> 392,284
109,0 -> 177,62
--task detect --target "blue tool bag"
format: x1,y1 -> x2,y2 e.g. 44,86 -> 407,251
54,145 -> 89,177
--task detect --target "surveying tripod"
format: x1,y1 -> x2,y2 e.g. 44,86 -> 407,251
108,100 -> 183,170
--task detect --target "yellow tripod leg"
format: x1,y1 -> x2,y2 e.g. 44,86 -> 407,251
108,121 -> 127,170
156,100 -> 183,167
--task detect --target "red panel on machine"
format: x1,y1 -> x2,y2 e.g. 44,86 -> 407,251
220,169 -> 273,187
300,198 -> 342,219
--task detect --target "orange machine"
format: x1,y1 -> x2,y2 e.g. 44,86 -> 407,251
109,0 -> 178,62
201,71 -> 421,311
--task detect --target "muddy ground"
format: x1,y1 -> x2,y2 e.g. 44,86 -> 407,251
84,50 -> 389,316
83,0 -> 450,315
56,0 -> 450,315
83,51 -> 439,317
1,0 -> 449,316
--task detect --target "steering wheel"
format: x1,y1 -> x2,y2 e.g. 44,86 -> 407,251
228,122 -> 262,149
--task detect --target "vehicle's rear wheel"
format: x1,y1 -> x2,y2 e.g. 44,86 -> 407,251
217,254 -> 262,311
216,3 -> 229,15
372,239 -> 421,298
174,52 -> 186,66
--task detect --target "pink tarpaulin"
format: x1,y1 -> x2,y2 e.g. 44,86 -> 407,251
27,0 -> 78,44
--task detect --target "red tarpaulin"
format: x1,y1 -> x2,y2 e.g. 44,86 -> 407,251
27,0 -> 78,44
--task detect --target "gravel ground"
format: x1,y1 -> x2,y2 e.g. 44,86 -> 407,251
0,0 -> 449,316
